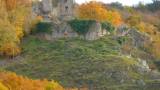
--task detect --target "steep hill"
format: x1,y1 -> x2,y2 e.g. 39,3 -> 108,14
1,35 -> 160,90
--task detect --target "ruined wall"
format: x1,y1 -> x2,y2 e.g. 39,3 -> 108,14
59,0 -> 75,17
41,0 -> 53,14
43,22 -> 107,41
33,0 -> 75,21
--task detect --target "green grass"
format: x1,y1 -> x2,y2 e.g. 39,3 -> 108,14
1,35 -> 149,89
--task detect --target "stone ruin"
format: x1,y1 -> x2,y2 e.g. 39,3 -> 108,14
117,25 -> 152,48
44,21 -> 107,41
32,0 -> 107,40
32,0 -> 75,21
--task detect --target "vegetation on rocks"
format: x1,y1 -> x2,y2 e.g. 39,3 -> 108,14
68,19 -> 96,35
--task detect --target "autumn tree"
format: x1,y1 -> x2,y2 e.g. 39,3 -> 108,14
0,1 -> 21,56
5,0 -> 17,11
77,1 -> 122,26
0,0 -> 31,57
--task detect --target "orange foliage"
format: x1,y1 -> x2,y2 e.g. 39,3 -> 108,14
109,11 -> 122,26
77,1 -> 122,26
0,71 -> 64,90
5,0 -> 17,11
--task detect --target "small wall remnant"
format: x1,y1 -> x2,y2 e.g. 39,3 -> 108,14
85,22 -> 106,40
52,22 -> 78,39
41,21 -> 107,41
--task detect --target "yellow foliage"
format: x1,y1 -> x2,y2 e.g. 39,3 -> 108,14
0,0 -> 31,57
77,1 -> 122,26
0,71 -> 65,90
46,81 -> 64,90
0,42 -> 21,57
126,15 -> 141,27
136,22 -> 160,59
0,82 -> 8,90
0,17 -> 20,57
151,42 -> 160,58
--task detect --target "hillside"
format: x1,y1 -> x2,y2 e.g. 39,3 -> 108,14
0,35 -> 159,90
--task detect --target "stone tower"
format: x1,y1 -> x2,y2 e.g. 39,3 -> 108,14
33,0 -> 75,21
59,0 -> 75,18
41,0 -> 53,14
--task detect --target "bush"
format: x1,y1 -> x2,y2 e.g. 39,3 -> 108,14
0,71 -> 64,90
0,82 -> 8,90
101,22 -> 115,33
126,15 -> 141,27
68,19 -> 96,35
32,22 -> 52,34
117,36 -> 129,45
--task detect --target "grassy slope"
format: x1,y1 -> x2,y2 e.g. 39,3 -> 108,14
1,35 -> 155,89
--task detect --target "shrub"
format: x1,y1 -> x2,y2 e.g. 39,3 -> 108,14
126,15 -> 141,27
68,19 -> 96,35
45,81 -> 64,90
117,36 -> 129,45
0,82 -> 8,90
0,71 -> 64,90
32,22 -> 52,34
101,22 -> 115,33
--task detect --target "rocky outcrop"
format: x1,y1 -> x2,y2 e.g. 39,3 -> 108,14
116,25 -> 151,48
41,0 -> 53,14
52,22 -> 78,39
42,21 -> 107,41
116,24 -> 130,37
128,29 -> 151,48
85,22 -> 101,40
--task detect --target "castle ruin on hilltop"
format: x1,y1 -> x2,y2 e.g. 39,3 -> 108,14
32,0 -> 108,40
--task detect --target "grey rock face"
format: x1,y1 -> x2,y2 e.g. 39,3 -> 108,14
116,24 -> 130,37
111,71 -> 129,83
52,22 -> 78,39
116,26 -> 151,48
128,29 -> 151,48
41,0 -> 53,14
59,0 -> 75,17
43,21 -> 107,41
136,59 -> 151,74
136,79 -> 146,86
33,0 -> 75,21
85,22 -> 106,40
